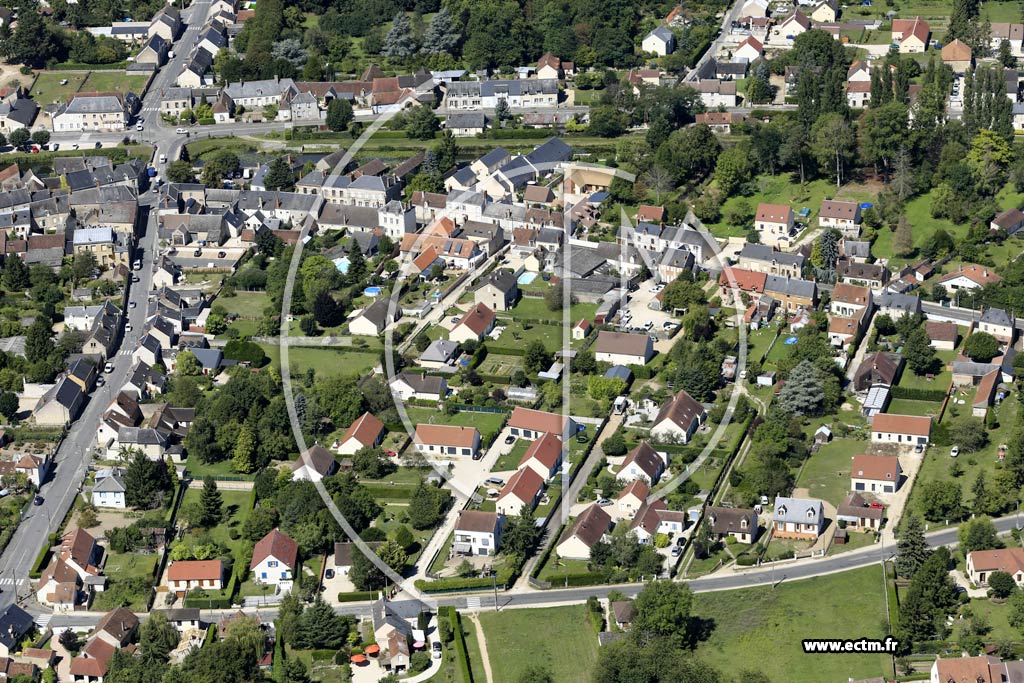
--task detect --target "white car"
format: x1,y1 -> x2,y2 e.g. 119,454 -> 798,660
104,363 -> 114,373
950,446 -> 960,458
125,323 -> 133,332
175,127 -> 187,134
136,123 -> 144,131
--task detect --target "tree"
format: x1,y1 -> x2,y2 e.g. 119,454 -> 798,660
382,12 -> 416,59
124,451 -> 171,509
176,350 -> 201,377
895,514 -> 930,579
405,104 -> 440,140
964,331 -> 1001,362
810,113 -> 855,188
918,480 -> 962,522
516,666 -> 554,683
656,124 -> 721,184
602,430 -> 627,456
859,102 -> 908,180
746,62 -> 771,104
24,316 -> 52,364
948,417 -> 989,453
998,39 -> 1015,68
0,392 -> 17,418
892,216 -> 914,257
294,597 -> 349,649
352,447 -> 392,479
968,128 -> 1013,195
199,477 -> 224,527
139,612 -> 180,664
523,340 -> 550,375
631,581 -> 695,648
777,360 -> 826,416
713,143 -> 753,197
588,106 -> 628,138
407,482 -> 447,529
231,422 -> 259,473
166,160 -> 195,183
502,505 -> 541,557
186,417 -> 221,464
8,128 -> 28,148
263,157 -> 295,191
2,254 -> 28,290
31,130 -> 49,146
494,98 -> 510,124
959,516 -> 1000,553
989,570 -> 1017,599
421,7 -> 460,55
326,98 -> 353,132
312,290 -> 344,327
904,327 -> 938,376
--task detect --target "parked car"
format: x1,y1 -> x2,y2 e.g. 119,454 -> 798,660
33,495 -> 43,506
504,434 -> 516,445
868,501 -> 885,510
217,251 -> 227,258
176,127 -> 187,134
325,569 -> 335,579
432,642 -> 442,659
671,546 -> 682,557
96,376 -> 105,387
104,362 -> 114,373
472,452 -> 483,461
484,477 -> 504,487
596,498 -> 612,507
950,445 -> 960,458
128,300 -> 136,309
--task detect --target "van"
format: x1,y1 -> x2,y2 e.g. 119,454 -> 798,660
484,477 -> 504,487
159,153 -> 167,164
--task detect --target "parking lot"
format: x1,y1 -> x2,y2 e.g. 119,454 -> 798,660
615,279 -> 678,338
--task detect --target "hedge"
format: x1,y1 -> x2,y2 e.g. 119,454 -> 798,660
415,564 -> 518,593
891,386 -> 947,402
337,590 -> 377,602
451,608 -> 474,683
487,128 -> 553,139
540,570 -> 614,588
184,593 -> 232,608
29,534 -> 57,579
736,555 -> 757,566
481,345 -> 526,356
272,623 -> 285,683
48,60 -> 128,70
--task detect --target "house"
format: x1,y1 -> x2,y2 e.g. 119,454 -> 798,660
938,264 -> 1002,291
772,496 -> 826,540
160,607 -> 201,630
418,340 -> 461,369
616,442 -> 666,485
69,638 -> 116,683
445,113 -> 486,137
734,36 -> 763,61
556,504 -> 611,560
59,528 -> 100,579
695,111 -> 745,134
846,80 -> 872,108
838,261 -> 889,289
611,601 -> 635,630
290,445 -> 338,482
35,557 -> 83,611
642,26 -> 676,55
52,93 -> 129,132
754,203 -> 795,248
631,499 -> 687,543
737,244 -> 805,278
333,541 -> 383,575
877,292 -> 920,319
892,16 -> 929,53
349,299 -> 396,336
617,480 -> 649,518
507,407 -> 575,440
830,282 -> 872,317
167,559 -> 224,595
453,510 -> 503,556
809,0 -> 837,22
593,331 -> 654,366
769,11 -> 810,46
818,199 -> 861,235
870,413 -> 931,447
474,270 -> 519,312
517,432 -> 563,481
573,319 -> 592,341
930,655 -> 1024,683
650,389 -> 706,444
696,79 -> 737,107
450,303 -> 496,344
0,605 -> 32,657
536,52 -> 568,80
413,424 -> 481,457
941,38 -> 972,71
496,467 -> 544,516
991,208 -> 1024,235
32,378 -> 85,427
836,492 -> 884,531
336,412 -> 386,456
707,506 -> 759,544
926,321 -> 959,350
973,368 -> 1001,417
966,548 -> 1024,587
91,468 -> 126,508
851,454 -> 901,493
250,529 -> 299,587
389,372 -> 447,402
853,352 -> 903,392
90,607 -> 139,649
979,308 -> 1016,344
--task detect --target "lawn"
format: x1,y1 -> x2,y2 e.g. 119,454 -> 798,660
492,439 -> 529,472
505,295 -> 598,324
185,137 -> 259,161
213,291 -> 270,318
493,320 -> 575,352
185,458 -> 254,480
81,71 -> 150,95
693,564 -> 891,682
479,605 -> 600,683
746,326 -> 779,365
176,489 -> 254,547
404,406 -> 508,438
896,347 -> 957,391
30,72 -> 88,105
904,397 -> 1019,527
262,344 -> 380,378
92,552 -> 158,611
887,398 -> 940,417
477,354 -> 522,377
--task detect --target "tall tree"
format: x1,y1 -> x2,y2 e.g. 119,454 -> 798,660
139,613 -> 180,664
631,581 -> 695,648
777,360 -> 826,416
326,99 -> 353,132
382,12 -> 416,59
420,7 -> 460,55
895,514 -> 930,578
199,477 -> 224,527
810,113 -> 855,188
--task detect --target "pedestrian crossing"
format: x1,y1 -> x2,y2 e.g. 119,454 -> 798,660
33,614 -> 51,629
0,578 -> 20,586
464,596 -> 481,610
119,349 -> 133,356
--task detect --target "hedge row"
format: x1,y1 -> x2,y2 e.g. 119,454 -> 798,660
337,590 -> 377,602
891,386 -> 947,402
415,564 -> 517,593
540,570 -> 619,587
28,534 -> 57,579
449,607 -> 474,683
49,60 -> 128,70
481,345 -> 526,356
184,593 -> 232,609
486,128 -> 555,139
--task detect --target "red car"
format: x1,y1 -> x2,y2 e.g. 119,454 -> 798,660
383,449 -> 398,457
868,501 -> 885,510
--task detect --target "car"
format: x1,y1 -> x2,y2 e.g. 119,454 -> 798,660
152,185 -> 159,193
176,127 -> 187,134
104,362 -> 114,373
50,143 -> 58,151
159,154 -> 167,163
59,79 -> 68,85
217,251 -> 226,258
383,449 -> 397,457
136,123 -> 144,131
739,369 -> 748,379
96,376 -> 105,387
662,321 -> 675,329
193,249 -> 201,257
133,260 -> 142,271
325,568 -> 335,580
484,477 -> 504,487
596,498 -> 612,506
644,321 -> 654,330
432,642 -> 442,659
450,317 -> 460,324
72,143 -> 79,150
950,445 -> 960,457
504,434 -> 516,445
125,323 -> 133,332
676,537 -> 686,547
33,496 -> 43,506
671,546 -> 682,557
868,501 -> 885,510
132,275 -> 140,283
94,141 -> 102,149
472,452 -> 483,460
914,443 -> 925,453
128,300 -> 136,309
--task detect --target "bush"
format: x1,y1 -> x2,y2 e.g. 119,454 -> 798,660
337,591 -> 376,602
736,555 -> 757,566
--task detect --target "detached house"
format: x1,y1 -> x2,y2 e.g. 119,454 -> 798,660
754,203 -> 795,248
979,308 -> 1016,344
892,16 -> 930,53
496,467 -> 544,516
454,510 -> 503,556
167,559 -> 224,595
389,372 -> 447,402
630,500 -> 687,543
772,496 -> 825,540
850,454 -> 902,494
870,413 -> 931,447
593,331 -> 654,366
290,445 -> 338,482
616,442 -> 666,485
336,412 -> 386,455
650,389 -> 706,444
413,424 -> 481,458
507,407 -> 575,440
474,270 -> 519,312
707,506 -> 759,544
967,548 -> 1024,587
517,432 -> 563,480
557,504 -> 611,560
450,303 -> 497,344
250,529 -> 299,587
938,264 -> 1002,292
349,299 -> 397,337
830,283 -> 873,317
642,26 -> 676,55
818,199 -> 862,235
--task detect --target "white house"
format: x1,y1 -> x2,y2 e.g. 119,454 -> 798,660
630,500 -> 687,544
850,454 -> 901,494
754,203 -> 795,248
389,372 -> 447,402
167,560 -> 223,595
593,331 -> 654,366
966,548 -> 1024,587
642,26 -> 676,55
249,529 -> 299,588
349,299 -> 397,337
91,468 -> 126,509
290,445 -> 338,482
734,36 -> 763,61
517,432 -> 563,481
650,390 -> 706,444
556,504 -> 611,560
495,467 -> 544,516
616,442 -> 667,485
453,510 -> 503,556
616,480 -> 649,519
335,412 -> 385,456
870,413 -> 931,447
413,424 -> 481,457
449,303 -> 496,344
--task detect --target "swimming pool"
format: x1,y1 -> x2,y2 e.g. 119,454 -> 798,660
333,257 -> 350,274
364,287 -> 383,297
784,336 -> 798,345
518,272 -> 538,285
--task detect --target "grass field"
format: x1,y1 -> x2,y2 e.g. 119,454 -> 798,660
404,406 -> 508,436
887,398 -> 940,416
477,354 -> 522,377
81,71 -> 149,95
30,72 -> 88,105
185,137 -> 258,161
262,344 -> 380,378
693,565 -> 891,682
491,439 -> 529,472
479,605 -> 600,683
507,296 -> 599,324
212,291 -> 270,318
793,437 -> 861,508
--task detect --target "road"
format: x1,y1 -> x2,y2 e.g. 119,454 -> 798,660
683,1 -> 749,82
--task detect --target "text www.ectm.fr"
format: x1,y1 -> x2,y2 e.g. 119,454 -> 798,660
802,638 -> 899,654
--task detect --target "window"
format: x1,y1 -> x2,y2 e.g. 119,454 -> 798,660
268,560 -> 278,568
261,572 -> 267,579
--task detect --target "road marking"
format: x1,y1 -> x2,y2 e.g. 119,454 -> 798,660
33,614 -> 51,629
464,596 -> 481,610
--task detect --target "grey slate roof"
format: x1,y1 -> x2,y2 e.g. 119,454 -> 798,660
981,307 -> 1014,327
772,496 -> 824,525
